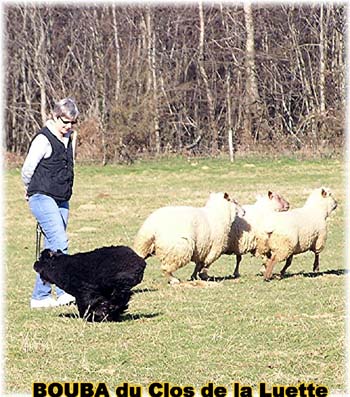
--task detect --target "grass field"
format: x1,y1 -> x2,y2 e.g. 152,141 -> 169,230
5,156 -> 347,395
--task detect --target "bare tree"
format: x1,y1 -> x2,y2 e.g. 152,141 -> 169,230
198,2 -> 218,153
145,7 -> 160,154
319,4 -> 326,114
5,4 -> 345,159
111,5 -> 121,103
243,3 -> 263,143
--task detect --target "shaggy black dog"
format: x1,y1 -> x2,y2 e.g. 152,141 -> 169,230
34,246 -> 147,322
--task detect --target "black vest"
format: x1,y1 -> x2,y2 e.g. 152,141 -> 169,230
27,127 -> 74,201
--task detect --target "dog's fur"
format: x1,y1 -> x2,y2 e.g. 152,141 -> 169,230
34,245 -> 147,322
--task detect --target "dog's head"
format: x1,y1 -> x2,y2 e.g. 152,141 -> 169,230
33,249 -> 65,283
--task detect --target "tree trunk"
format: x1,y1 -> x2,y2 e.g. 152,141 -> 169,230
32,8 -> 47,124
92,7 -> 108,165
319,4 -> 326,114
112,6 -> 121,103
198,1 -> 218,154
226,68 -> 234,162
243,3 -> 261,143
146,7 -> 160,154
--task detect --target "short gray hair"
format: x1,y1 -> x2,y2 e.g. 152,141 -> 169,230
53,97 -> 79,120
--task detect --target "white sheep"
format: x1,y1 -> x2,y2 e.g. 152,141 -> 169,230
199,191 -> 290,279
262,187 -> 337,281
133,192 -> 243,284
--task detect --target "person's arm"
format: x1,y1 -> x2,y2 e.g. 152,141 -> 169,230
21,134 -> 52,192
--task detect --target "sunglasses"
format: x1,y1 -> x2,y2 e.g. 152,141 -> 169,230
59,116 -> 77,125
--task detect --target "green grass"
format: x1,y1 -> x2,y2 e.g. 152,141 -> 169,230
5,156 -> 346,394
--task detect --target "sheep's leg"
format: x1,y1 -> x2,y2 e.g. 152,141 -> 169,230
191,262 -> 205,280
264,254 -> 277,281
280,255 -> 293,278
259,263 -> 266,274
233,255 -> 242,278
259,252 -> 270,274
162,270 -> 181,285
313,253 -> 320,272
198,266 -> 209,280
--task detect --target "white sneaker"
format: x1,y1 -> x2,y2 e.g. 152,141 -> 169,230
56,293 -> 76,306
30,297 -> 57,309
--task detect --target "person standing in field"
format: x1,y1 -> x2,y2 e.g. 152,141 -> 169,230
22,97 -> 79,309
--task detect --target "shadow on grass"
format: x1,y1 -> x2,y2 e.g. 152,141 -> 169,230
193,274 -> 239,282
120,312 -> 161,321
278,268 -> 348,279
55,287 -> 160,322
58,311 -> 161,322
197,268 -> 348,282
132,287 -> 158,294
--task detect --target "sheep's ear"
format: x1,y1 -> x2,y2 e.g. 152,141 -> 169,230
268,191 -> 273,199
321,188 -> 328,198
224,192 -> 230,201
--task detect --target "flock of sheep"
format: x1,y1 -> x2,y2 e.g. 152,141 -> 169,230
33,186 -> 338,321
134,187 -> 337,283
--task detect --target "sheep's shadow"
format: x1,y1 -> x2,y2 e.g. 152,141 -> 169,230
192,268 -> 348,283
132,287 -> 158,294
59,311 -> 161,322
191,274 -> 239,282
277,268 -> 348,279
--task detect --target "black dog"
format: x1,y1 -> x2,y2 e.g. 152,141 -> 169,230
34,246 -> 147,322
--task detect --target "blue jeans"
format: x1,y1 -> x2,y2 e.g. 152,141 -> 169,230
29,193 -> 69,300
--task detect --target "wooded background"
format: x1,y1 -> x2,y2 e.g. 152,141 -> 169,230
5,4 -> 346,163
